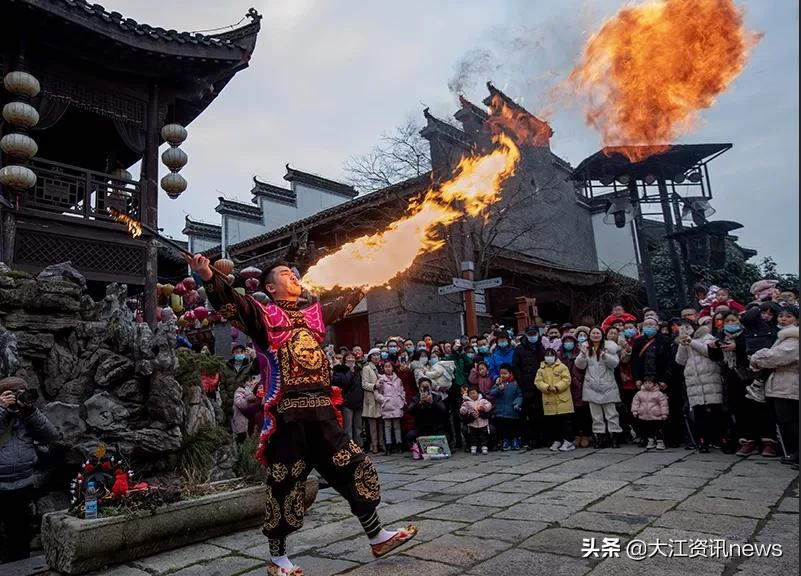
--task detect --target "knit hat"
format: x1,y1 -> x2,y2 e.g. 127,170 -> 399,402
366,348 -> 381,359
750,279 -> 779,302
0,376 -> 26,394
574,325 -> 591,337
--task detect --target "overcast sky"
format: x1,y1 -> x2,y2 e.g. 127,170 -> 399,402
104,0 -> 799,274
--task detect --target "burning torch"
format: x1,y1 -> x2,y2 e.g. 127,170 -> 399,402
106,207 -> 229,280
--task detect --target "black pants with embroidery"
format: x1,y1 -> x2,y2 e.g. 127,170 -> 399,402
262,416 -> 381,539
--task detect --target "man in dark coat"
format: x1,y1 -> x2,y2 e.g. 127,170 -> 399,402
512,325 -> 546,448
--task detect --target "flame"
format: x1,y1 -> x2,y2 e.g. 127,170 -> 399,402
485,94 -> 553,147
107,207 -> 143,239
568,0 -> 761,162
303,134 -> 520,291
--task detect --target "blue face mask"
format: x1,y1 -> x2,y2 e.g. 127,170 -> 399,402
478,345 -> 489,354
624,328 -> 637,338
497,340 -> 509,348
405,346 -> 415,354
388,347 -> 398,353
234,353 -> 246,362
563,341 -> 575,352
526,334 -> 539,344
466,352 -> 475,360
577,335 -> 588,343
643,327 -> 658,338
380,352 -> 389,360
429,357 -> 439,365
723,324 -> 741,334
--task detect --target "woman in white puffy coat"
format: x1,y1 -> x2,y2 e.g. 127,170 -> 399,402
576,327 -> 622,448
675,323 -> 723,452
750,308 -> 799,467
422,357 -> 455,402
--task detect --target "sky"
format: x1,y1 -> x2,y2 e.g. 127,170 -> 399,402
103,0 -> 799,274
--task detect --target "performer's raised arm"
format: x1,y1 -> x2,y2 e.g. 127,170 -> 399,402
183,253 -> 269,350
321,289 -> 366,326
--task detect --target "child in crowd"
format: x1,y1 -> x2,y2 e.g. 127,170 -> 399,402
489,364 -> 523,451
542,325 -> 562,352
560,335 -> 591,448
459,385 -> 493,455
375,361 -> 406,454
631,378 -> 669,450
535,349 -> 575,452
468,361 -> 495,400
601,304 -> 638,332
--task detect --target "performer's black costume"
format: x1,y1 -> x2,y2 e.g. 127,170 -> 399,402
204,275 -> 381,546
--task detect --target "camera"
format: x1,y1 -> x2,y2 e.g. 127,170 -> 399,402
15,388 -> 39,405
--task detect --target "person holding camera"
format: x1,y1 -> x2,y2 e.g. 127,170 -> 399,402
0,377 -> 59,563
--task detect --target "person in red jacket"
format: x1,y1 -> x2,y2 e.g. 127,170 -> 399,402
701,286 -> 745,316
600,304 -> 638,332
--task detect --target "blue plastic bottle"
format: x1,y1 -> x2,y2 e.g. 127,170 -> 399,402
84,481 -> 98,519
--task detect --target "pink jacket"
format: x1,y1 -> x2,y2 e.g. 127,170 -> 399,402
459,395 -> 493,428
631,385 -> 669,421
468,367 -> 494,399
232,385 -> 258,434
375,374 -> 406,419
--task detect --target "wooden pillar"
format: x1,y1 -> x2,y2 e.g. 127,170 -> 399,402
142,82 -> 160,328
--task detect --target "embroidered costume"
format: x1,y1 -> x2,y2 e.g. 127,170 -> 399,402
204,275 -> 380,540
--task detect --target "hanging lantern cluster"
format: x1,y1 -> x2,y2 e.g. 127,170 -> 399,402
0,71 -> 41,191
160,123 -> 188,199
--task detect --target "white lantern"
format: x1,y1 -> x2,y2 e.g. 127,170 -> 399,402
161,147 -> 188,171
2,102 -> 39,129
0,165 -> 37,189
3,71 -> 41,98
160,124 -> 187,146
111,167 -> 133,181
0,133 -> 38,160
161,173 -> 187,198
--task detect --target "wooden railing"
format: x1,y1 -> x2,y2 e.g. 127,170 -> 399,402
26,158 -> 141,222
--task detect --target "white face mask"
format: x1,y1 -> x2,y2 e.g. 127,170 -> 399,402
544,356 -> 556,364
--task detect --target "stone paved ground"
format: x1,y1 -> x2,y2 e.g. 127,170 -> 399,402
17,446 -> 799,576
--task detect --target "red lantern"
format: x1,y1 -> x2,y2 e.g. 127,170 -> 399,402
194,307 -> 209,321
173,281 -> 187,296
184,310 -> 196,322
183,276 -> 197,291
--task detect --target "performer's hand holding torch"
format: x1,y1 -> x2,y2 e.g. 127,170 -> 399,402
183,253 -> 214,282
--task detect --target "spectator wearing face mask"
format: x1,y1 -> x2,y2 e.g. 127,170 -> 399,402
401,339 -> 417,365
512,326 -> 546,449
385,339 -> 400,364
333,352 -> 364,445
421,353 -> 455,403
469,361 -> 495,400
629,318 -> 673,446
409,350 -> 429,385
574,326 -> 591,349
361,348 -> 384,454
444,343 -> 472,451
474,337 -> 491,362
560,335 -> 590,448
220,343 -> 259,426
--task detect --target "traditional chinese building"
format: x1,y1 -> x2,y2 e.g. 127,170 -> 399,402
0,0 -> 261,324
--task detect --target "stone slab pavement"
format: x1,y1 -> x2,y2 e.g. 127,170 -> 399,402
14,446 -> 799,576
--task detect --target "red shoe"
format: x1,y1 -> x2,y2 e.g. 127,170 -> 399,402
736,439 -> 757,457
267,563 -> 303,575
761,440 -> 778,458
371,525 -> 418,558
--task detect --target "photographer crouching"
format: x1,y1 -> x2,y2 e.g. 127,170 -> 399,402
0,377 -> 59,563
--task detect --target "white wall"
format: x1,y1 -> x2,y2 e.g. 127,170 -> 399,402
591,212 -> 641,279
260,197 -> 300,233
294,182 -> 348,219
224,215 -> 265,246
189,236 -> 220,253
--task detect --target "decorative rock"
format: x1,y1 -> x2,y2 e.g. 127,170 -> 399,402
36,262 -> 87,290
148,374 -> 184,426
132,426 -> 183,453
94,353 -> 134,387
84,391 -> 130,432
183,386 -> 215,436
42,402 -> 86,444
115,379 -> 145,403
0,327 -> 20,377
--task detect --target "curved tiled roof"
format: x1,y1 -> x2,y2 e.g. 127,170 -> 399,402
215,196 -> 263,220
251,177 -> 296,205
183,216 -> 222,239
17,0 -> 261,55
284,165 -> 358,198
203,172 -> 433,259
